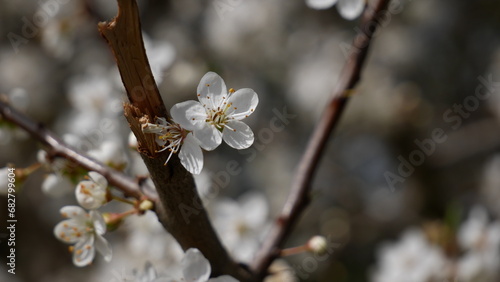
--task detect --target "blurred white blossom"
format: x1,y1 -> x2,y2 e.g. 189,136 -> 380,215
128,261 -> 169,282
41,173 -> 73,197
211,192 -> 269,262
0,167 -> 9,195
372,229 -> 448,282
481,155 -> 500,217
87,140 -> 128,170
306,0 -> 366,20
67,66 -> 120,114
125,211 -> 183,262
143,34 -> 176,85
164,248 -> 238,282
264,260 -> 297,282
456,206 -> 500,281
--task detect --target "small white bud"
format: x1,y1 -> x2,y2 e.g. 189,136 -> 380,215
139,200 -> 154,211
307,235 -> 328,255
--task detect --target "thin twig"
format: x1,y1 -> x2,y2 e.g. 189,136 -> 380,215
0,99 -> 153,202
252,0 -> 392,276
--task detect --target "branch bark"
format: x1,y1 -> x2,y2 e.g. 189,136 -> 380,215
97,0 -> 253,280
0,98 -> 150,201
252,0 -> 392,277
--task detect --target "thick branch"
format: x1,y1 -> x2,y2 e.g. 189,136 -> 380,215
252,0 -> 392,276
97,0 -> 253,280
0,99 -> 149,201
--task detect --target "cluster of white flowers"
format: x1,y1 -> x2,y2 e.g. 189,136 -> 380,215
54,205 -> 112,267
142,71 -> 258,175
372,229 -> 448,282
53,171 -> 112,267
372,206 -> 500,282
456,207 -> 500,281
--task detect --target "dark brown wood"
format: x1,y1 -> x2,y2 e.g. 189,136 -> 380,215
97,0 -> 254,280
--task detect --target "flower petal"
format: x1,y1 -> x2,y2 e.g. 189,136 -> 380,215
179,133 -> 204,175
142,122 -> 167,134
91,210 -> 107,235
306,0 -> 338,10
60,205 -> 86,220
94,233 -> 112,262
226,88 -> 258,120
182,248 -> 211,282
222,121 -> 254,149
73,234 -> 95,267
337,0 -> 365,20
197,72 -> 228,109
54,219 -> 82,244
194,124 -> 222,151
171,100 -> 207,131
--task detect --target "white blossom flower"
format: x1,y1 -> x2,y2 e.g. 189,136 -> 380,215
67,67 -> 120,114
264,260 -> 297,282
171,72 -> 258,151
372,229 -> 449,282
54,206 -> 112,267
456,206 -> 500,281
142,117 -> 203,174
87,140 -> 128,170
41,173 -> 74,197
129,261 -> 170,282
306,0 -> 366,20
75,172 -> 108,210
164,248 -> 238,282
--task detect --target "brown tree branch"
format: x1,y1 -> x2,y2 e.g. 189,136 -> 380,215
0,98 -> 151,201
252,0 -> 392,277
97,0 -> 253,280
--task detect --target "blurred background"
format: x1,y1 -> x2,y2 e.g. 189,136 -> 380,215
1,0 -> 500,281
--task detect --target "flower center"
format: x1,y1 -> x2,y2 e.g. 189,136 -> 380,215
158,123 -> 186,154
207,102 -> 233,131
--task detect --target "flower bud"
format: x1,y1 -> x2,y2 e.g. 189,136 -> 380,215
307,235 -> 328,255
139,199 -> 154,211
